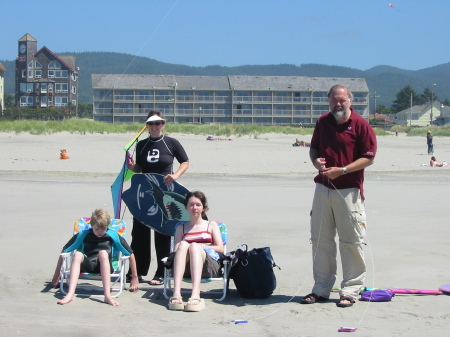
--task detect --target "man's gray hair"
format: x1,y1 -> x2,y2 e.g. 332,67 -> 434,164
327,84 -> 353,100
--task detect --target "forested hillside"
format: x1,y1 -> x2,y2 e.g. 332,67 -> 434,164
2,52 -> 449,108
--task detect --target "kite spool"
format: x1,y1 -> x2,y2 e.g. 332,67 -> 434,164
60,149 -> 70,159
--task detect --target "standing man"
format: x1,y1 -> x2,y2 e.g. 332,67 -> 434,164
301,84 -> 377,308
427,131 -> 434,155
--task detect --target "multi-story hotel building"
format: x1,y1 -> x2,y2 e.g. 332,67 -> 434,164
15,33 -> 78,109
92,74 -> 369,125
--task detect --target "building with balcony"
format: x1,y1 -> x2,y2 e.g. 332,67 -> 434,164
92,74 -> 369,125
15,33 -> 78,109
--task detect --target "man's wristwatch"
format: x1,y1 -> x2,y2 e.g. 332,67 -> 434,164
342,167 -> 348,175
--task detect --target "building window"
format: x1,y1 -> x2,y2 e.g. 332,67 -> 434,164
28,61 -> 33,69
177,91 -> 193,101
115,103 -> 134,114
95,90 -> 111,100
22,70 -> 26,78
55,97 -> 68,106
115,90 -> 133,101
35,70 -> 42,78
136,90 -> 151,100
28,70 -> 33,79
294,105 -> 311,116
35,61 -> 42,69
196,91 -> 212,101
177,104 -> 192,115
155,91 -> 172,101
274,92 -> 290,102
313,92 -> 328,103
20,96 -> 33,106
72,86 -> 77,94
48,61 -> 61,69
19,83 -> 33,93
215,91 -> 231,102
235,91 -> 251,102
55,83 -> 68,93
48,70 -> 68,78
255,92 -> 270,102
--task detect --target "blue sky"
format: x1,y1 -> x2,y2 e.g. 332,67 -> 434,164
1,0 -> 449,71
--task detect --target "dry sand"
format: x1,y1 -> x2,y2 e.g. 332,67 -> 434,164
1,131 -> 449,336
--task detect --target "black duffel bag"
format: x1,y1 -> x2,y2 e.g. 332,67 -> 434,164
227,244 -> 280,299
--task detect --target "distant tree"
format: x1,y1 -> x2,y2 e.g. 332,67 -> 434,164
376,104 -> 393,114
418,87 -> 439,105
391,85 -> 421,113
78,103 -> 93,119
443,99 -> 450,106
4,92 -> 15,108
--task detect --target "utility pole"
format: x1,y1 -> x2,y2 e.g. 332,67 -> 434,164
371,91 -> 380,119
430,83 -> 436,125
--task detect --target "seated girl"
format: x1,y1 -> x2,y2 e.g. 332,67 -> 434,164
168,191 -> 224,312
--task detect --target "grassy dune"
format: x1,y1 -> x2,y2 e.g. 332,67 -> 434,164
0,119 -> 411,137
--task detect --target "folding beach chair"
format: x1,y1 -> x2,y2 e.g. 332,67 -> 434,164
162,222 -> 230,301
58,217 -> 129,298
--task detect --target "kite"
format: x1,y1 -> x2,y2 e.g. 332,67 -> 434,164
332,286 -> 448,295
121,173 -> 190,235
111,126 -> 146,219
388,3 -> 394,7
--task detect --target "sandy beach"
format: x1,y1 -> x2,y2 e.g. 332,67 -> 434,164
1,131 -> 449,337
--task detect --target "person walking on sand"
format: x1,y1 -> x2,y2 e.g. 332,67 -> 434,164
427,131 -> 434,155
301,84 -> 377,308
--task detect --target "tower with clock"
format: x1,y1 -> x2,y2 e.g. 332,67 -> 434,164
17,33 -> 37,63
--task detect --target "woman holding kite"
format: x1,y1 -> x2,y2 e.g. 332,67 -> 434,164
126,111 -> 189,285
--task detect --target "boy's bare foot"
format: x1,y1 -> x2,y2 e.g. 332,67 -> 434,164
104,297 -> 119,306
57,295 -> 75,305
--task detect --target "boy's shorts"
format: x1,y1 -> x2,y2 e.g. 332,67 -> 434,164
81,255 -> 113,274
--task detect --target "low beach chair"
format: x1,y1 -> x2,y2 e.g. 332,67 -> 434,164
58,217 -> 129,298
162,221 -> 230,301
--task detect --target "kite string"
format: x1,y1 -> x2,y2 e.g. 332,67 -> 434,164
324,176 -> 376,330
251,174 -> 376,330
98,0 -> 179,107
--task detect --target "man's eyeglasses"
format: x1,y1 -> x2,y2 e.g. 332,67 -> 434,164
147,122 -> 164,126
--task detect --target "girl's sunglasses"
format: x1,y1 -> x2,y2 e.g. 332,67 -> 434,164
147,121 -> 164,126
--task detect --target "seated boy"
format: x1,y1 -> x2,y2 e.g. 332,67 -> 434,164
51,209 -> 139,306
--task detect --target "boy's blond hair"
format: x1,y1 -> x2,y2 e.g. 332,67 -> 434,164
90,209 -> 111,230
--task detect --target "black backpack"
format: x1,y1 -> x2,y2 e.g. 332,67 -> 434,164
227,244 -> 280,299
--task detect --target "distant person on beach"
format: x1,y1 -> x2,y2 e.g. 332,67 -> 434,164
126,111 -> 189,286
51,209 -> 139,306
427,131 -> 434,155
430,156 -> 445,167
302,84 -> 377,308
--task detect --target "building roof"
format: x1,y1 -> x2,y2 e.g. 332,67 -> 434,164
18,33 -> 37,42
0,62 -> 6,73
397,102 -> 441,116
35,47 -> 76,71
228,76 -> 368,92
92,74 -> 368,92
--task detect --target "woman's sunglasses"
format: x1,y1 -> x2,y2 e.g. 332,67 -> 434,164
147,121 -> 164,126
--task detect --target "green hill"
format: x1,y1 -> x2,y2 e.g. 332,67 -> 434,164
1,52 -> 448,109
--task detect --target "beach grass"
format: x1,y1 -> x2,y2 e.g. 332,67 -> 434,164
0,119 -> 426,137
